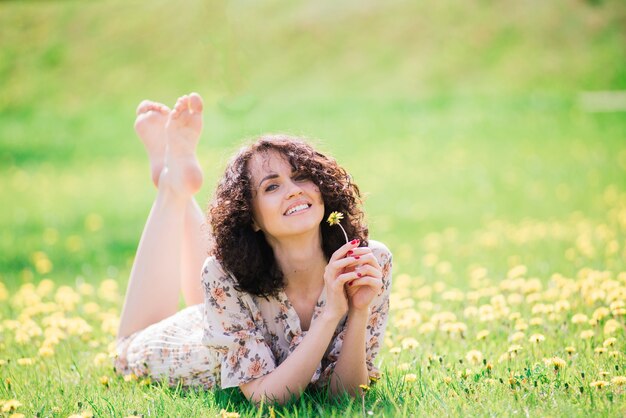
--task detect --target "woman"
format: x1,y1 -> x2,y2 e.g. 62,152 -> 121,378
115,92 -> 393,405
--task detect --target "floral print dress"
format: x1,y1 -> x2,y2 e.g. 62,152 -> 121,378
114,240 -> 392,390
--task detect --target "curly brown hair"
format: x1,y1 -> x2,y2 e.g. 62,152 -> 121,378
208,134 -> 368,299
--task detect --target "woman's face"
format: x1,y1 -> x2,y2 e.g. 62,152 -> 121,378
248,150 -> 325,240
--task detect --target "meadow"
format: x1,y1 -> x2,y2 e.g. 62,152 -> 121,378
1,0 -> 626,416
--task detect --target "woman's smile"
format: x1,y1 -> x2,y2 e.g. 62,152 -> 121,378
249,150 -> 325,238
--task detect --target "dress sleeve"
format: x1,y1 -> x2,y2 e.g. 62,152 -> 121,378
315,241 -> 393,387
201,256 -> 277,389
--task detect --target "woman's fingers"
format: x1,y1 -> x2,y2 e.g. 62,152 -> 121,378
347,276 -> 383,293
329,239 -> 361,263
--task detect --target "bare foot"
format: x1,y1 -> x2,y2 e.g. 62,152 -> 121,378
134,100 -> 170,187
160,93 -> 204,196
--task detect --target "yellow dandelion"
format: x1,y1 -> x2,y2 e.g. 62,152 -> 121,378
508,331 -> 525,342
465,350 -> 484,365
599,370 -> 611,377
219,409 -> 241,418
594,347 -> 608,355
476,330 -> 490,340
529,333 -> 545,343
603,337 -> 617,347
326,212 -> 348,242
604,319 -> 620,334
38,345 -> 54,357
10,413 -> 26,418
609,350 -> 621,358
571,313 -> 588,324
508,344 -> 523,353
99,376 -> 110,387
611,376 -> 626,386
123,373 -> 138,382
401,337 -> 419,350
1,400 -> 22,412
565,346 -> 576,354
16,358 -> 34,366
359,384 -> 370,392
443,376 -> 452,384
580,330 -> 595,340
543,357 -> 566,371
397,362 -> 410,371
590,380 -> 610,389
404,373 -> 417,383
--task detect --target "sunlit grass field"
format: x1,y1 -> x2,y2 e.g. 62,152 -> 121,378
1,0 -> 626,416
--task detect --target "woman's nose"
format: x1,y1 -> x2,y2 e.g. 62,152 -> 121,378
286,181 -> 304,199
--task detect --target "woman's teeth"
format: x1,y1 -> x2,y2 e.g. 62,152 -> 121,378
285,204 -> 309,215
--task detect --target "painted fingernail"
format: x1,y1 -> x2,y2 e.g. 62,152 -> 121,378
357,273 -> 362,278
350,239 -> 359,245
347,250 -> 353,255
348,281 -> 354,286
354,256 -> 360,260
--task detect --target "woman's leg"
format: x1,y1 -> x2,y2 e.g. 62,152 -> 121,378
181,198 -> 210,305
117,93 -> 204,339
134,98 -> 210,306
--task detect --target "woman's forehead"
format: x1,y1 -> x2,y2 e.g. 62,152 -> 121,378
248,150 -> 293,179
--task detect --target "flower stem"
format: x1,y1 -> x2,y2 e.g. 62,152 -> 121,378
338,224 -> 349,243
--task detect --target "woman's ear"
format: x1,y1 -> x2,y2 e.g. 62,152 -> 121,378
252,219 -> 261,232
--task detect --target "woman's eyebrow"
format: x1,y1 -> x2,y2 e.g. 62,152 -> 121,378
258,173 -> 279,188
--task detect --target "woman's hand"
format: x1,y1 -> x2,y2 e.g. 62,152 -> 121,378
323,239 -> 364,321
344,247 -> 383,312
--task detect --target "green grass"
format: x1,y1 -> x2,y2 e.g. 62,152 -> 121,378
1,0 -> 626,416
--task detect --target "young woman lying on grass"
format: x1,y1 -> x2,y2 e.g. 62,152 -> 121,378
114,92 -> 392,405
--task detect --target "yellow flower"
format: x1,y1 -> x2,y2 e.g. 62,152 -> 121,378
389,347 -> 402,355
443,376 -> 452,384
219,410 -> 240,418
326,212 -> 348,242
529,333 -> 545,343
38,345 -> 54,357
594,347 -> 607,355
397,362 -> 410,371
16,358 -> 34,366
603,337 -> 617,347
476,330 -> 490,340
543,357 -> 566,371
580,330 -> 595,340
565,346 -> 576,354
123,373 -> 138,382
359,384 -> 370,392
1,400 -> 22,412
465,350 -> 484,365
404,373 -> 417,383
99,376 -> 110,387
508,331 -> 525,342
571,313 -> 588,324
401,337 -> 419,350
590,380 -> 610,389
326,211 -> 344,226
611,376 -> 626,386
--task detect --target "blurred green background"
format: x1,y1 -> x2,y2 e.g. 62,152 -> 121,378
1,0 -> 625,289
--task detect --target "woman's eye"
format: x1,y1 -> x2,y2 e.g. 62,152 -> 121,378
294,173 -> 309,182
265,184 -> 279,192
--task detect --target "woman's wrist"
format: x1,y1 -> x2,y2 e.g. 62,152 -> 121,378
348,306 -> 370,320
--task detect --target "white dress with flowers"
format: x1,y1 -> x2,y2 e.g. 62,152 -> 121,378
114,240 -> 392,390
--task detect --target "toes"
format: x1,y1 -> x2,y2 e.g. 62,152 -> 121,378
136,100 -> 153,115
188,93 -> 203,113
137,100 -> 170,116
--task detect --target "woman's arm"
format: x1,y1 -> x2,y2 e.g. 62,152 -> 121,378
240,311 -> 342,405
240,240 -> 364,405
327,307 -> 370,396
